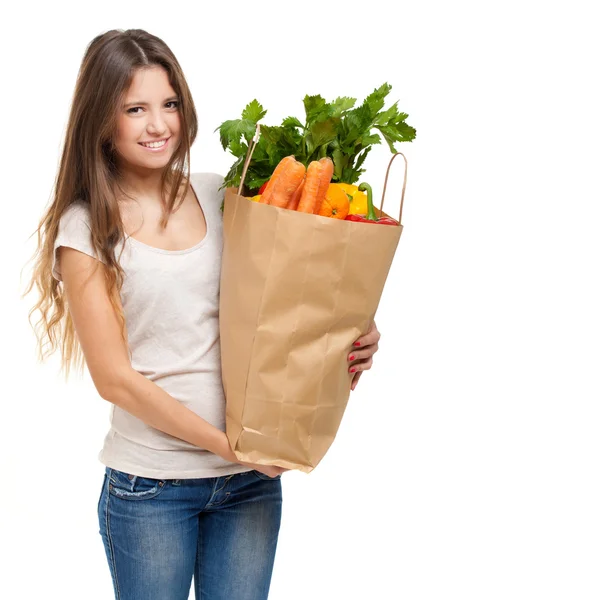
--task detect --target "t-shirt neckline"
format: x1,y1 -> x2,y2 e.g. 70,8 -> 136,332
125,176 -> 210,255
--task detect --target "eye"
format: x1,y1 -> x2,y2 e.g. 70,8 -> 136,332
126,101 -> 179,114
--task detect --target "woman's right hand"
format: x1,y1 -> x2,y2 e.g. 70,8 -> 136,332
216,432 -> 290,478
238,460 -> 289,478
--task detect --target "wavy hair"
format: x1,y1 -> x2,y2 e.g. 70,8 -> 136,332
22,28 -> 198,380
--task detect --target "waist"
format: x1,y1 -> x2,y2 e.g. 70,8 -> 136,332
110,370 -> 226,447
99,430 -> 246,479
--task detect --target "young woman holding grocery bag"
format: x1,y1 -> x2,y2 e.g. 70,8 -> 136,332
24,29 -> 382,600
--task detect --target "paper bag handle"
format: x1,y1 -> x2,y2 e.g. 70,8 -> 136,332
238,124 -> 261,194
378,152 -> 408,225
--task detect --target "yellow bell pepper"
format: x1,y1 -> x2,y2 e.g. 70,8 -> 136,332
335,183 -> 369,215
250,194 -> 262,202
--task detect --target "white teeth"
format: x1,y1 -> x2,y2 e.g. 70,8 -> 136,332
141,139 -> 167,148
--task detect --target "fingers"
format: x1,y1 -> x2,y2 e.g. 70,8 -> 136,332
348,320 -> 381,389
349,356 -> 373,374
350,371 -> 363,391
348,343 -> 379,363
352,321 -> 381,349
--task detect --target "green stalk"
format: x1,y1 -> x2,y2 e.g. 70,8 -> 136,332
358,182 -> 377,221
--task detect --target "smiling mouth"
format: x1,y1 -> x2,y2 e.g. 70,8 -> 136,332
138,137 -> 171,149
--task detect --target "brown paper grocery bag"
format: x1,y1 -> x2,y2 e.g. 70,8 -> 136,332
219,132 -> 408,473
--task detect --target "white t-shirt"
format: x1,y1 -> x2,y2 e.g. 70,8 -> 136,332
52,172 -> 252,479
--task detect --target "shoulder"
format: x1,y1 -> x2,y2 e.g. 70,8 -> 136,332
191,172 -> 225,186
57,201 -> 93,237
190,172 -> 226,200
53,201 -> 104,282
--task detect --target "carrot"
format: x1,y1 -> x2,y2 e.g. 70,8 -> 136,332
270,161 -> 305,208
259,156 -> 295,204
313,157 -> 334,214
296,161 -> 323,213
261,156 -> 306,208
287,176 -> 305,210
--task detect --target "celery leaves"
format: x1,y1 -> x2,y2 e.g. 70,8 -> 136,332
215,83 -> 416,195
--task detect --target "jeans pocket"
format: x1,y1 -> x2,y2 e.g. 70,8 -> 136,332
251,469 -> 282,481
107,468 -> 168,501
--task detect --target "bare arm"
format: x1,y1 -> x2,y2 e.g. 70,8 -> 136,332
60,246 -> 234,461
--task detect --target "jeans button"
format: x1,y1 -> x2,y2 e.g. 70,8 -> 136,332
128,474 -> 134,480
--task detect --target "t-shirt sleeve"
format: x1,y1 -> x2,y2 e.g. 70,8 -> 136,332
52,202 -> 107,282
191,172 -> 225,196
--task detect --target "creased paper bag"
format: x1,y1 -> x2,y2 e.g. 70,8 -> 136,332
219,148 -> 407,473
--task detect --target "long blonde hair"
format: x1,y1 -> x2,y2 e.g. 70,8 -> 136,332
22,28 -> 198,380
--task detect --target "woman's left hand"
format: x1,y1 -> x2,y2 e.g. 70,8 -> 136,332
348,320 -> 381,391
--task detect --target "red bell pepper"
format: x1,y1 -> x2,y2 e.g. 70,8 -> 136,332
344,183 -> 399,226
259,180 -> 270,195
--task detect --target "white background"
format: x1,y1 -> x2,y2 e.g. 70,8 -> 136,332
4,0 -> 600,598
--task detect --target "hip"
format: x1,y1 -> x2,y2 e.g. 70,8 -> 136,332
98,465 -> 283,518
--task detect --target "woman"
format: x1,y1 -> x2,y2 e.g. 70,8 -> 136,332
24,28 -> 382,600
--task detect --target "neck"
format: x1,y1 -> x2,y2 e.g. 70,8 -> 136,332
113,166 -> 186,209
116,163 -> 166,197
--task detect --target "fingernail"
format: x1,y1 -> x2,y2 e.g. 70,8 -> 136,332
348,355 -> 355,361
354,342 -> 361,347
350,368 -> 356,373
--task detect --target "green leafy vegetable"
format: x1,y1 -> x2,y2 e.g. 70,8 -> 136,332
215,83 -> 416,196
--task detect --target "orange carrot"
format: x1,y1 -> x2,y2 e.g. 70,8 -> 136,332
313,157 -> 334,214
287,176 -> 305,210
271,161 -> 305,208
296,161 -> 323,213
260,179 -> 272,198
260,156 -> 296,204
261,156 -> 306,208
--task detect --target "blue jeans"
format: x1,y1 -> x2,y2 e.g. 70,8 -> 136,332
97,466 -> 283,600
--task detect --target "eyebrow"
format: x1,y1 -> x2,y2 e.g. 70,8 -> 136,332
123,96 -> 179,108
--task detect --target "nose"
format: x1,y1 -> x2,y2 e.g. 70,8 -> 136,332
146,109 -> 168,135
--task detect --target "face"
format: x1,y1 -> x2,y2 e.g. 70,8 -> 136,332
113,66 -> 181,173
